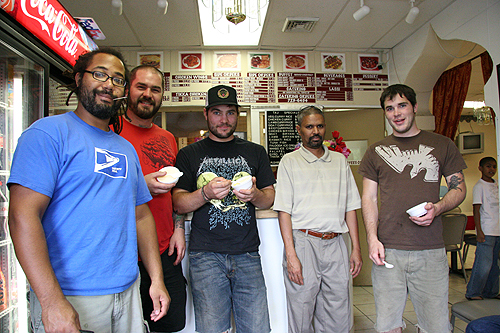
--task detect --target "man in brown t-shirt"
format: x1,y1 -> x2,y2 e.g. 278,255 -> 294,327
358,84 -> 467,333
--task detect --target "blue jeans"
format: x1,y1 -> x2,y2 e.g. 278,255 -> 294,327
466,236 -> 500,299
189,251 -> 271,333
466,315 -> 500,333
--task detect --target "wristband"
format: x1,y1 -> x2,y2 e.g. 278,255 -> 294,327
201,185 -> 209,202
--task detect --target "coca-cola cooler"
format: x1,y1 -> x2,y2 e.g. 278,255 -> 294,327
0,1 -> 96,331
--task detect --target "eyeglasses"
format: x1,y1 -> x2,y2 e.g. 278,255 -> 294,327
84,70 -> 127,87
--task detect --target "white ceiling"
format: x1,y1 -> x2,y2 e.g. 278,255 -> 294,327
59,0 -> 458,52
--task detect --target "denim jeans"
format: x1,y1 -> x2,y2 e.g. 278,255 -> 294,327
466,315 -> 500,333
466,235 -> 500,298
189,251 -> 271,333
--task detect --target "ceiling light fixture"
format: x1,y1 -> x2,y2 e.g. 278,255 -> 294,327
111,0 -> 122,16
353,0 -> 370,21
198,0 -> 269,46
158,0 -> 168,15
405,0 -> 420,24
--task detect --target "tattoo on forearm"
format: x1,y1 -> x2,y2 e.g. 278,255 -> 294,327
447,171 -> 464,192
174,213 -> 185,229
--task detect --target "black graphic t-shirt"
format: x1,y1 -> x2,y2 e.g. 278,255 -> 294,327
358,131 -> 467,250
175,137 -> 276,254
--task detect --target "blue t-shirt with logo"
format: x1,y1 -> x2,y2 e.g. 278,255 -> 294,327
8,112 -> 152,296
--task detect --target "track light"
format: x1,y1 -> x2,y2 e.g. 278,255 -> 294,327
158,0 -> 168,15
111,0 -> 122,16
405,0 -> 419,24
353,0 -> 370,21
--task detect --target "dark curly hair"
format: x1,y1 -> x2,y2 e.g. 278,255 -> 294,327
63,47 -> 129,133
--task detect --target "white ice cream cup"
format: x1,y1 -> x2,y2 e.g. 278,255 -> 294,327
157,166 -> 183,184
406,202 -> 428,217
232,175 -> 253,191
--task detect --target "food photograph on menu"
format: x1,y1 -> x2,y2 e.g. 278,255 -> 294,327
321,53 -> 345,72
283,53 -> 308,71
214,52 -> 240,71
179,52 -> 204,71
249,53 -> 273,71
358,54 -> 381,72
138,52 -> 163,71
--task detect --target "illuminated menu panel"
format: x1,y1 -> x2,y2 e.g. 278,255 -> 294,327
171,74 -> 212,87
171,92 -> 207,103
163,72 -> 171,102
352,74 -> 389,91
244,73 -> 276,103
277,72 -> 316,104
316,73 -> 353,102
212,72 -> 244,101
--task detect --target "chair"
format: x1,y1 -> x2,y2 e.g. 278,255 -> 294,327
442,213 -> 468,283
463,232 -> 477,267
450,299 -> 500,332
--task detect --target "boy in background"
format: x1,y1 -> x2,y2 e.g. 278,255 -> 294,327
466,156 -> 500,300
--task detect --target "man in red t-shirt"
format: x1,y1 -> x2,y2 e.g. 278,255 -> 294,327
120,65 -> 186,332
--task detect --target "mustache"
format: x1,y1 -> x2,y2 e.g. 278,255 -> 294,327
138,97 -> 154,104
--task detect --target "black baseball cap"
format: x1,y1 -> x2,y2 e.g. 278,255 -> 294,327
205,85 -> 240,110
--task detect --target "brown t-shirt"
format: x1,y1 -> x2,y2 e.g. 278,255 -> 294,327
358,131 -> 467,250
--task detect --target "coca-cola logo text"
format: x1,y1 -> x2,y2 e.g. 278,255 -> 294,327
20,0 -> 79,56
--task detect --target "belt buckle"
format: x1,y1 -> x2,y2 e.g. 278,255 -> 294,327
321,232 -> 329,239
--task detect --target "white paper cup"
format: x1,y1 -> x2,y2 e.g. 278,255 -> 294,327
157,166 -> 183,184
406,202 -> 428,217
232,175 -> 253,191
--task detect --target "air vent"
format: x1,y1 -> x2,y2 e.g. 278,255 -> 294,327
282,17 -> 319,32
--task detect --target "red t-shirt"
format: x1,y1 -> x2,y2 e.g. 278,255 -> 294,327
120,118 -> 178,254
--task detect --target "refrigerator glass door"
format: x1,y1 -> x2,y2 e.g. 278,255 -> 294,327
0,39 -> 45,333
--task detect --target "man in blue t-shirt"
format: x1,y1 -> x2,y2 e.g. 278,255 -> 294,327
8,49 -> 169,333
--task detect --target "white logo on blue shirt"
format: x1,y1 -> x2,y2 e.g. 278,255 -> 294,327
94,148 -> 128,178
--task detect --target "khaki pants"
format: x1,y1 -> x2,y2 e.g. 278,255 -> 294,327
283,230 -> 351,333
30,277 -> 146,333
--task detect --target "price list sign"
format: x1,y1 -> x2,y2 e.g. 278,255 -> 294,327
316,73 -> 353,101
244,73 -> 276,103
171,74 -> 211,88
277,72 -> 316,104
212,72 -> 244,102
163,72 -> 170,102
353,74 -> 389,91
171,92 -> 207,103
266,110 -> 301,165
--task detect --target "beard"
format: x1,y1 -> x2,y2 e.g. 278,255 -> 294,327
127,96 -> 161,120
79,85 -> 121,120
208,121 -> 237,139
304,134 -> 323,149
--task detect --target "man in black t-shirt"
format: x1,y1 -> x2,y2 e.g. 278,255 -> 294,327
172,85 -> 275,333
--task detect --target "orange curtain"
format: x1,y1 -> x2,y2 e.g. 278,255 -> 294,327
480,51 -> 495,126
433,61 -> 472,139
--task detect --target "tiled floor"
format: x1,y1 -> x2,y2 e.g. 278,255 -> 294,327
352,250 -> 476,332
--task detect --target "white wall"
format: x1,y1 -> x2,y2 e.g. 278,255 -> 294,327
390,0 -> 500,159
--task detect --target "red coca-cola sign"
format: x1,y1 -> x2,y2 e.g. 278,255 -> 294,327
1,0 -> 97,66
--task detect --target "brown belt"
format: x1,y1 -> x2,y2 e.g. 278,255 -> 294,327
299,229 -> 339,240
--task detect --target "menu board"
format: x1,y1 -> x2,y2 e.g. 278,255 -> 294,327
316,73 -> 353,102
266,110 -> 301,165
212,72 -> 244,101
353,74 -> 389,91
277,73 -> 316,104
171,92 -> 207,103
171,74 -> 212,87
244,73 -> 276,103
163,72 -> 170,102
